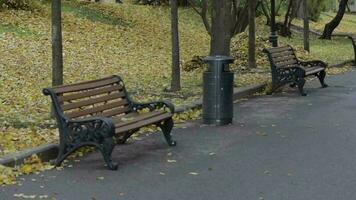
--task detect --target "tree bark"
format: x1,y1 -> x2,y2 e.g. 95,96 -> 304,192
52,0 -> 63,87
187,0 -> 249,56
209,0 -> 233,56
170,0 -> 181,91
260,0 -> 271,25
303,0 -> 310,52
320,0 -> 348,39
280,0 -> 301,37
248,0 -> 257,68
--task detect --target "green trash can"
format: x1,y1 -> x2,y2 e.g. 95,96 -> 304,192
203,55 -> 234,125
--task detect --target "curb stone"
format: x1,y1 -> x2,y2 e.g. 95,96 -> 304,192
0,83 -> 267,167
175,82 -> 267,113
0,144 -> 59,167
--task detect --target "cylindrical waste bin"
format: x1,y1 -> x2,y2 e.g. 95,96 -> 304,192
203,55 -> 234,125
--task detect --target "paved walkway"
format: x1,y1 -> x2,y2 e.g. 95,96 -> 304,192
2,71 -> 356,200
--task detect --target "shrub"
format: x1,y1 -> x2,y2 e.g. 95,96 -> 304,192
0,0 -> 42,11
309,0 -> 328,21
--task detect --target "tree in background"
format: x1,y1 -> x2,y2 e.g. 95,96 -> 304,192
52,0 -> 63,87
248,0 -> 257,68
170,0 -> 181,91
296,0 -> 328,22
279,0 -> 301,37
303,0 -> 310,52
320,0 -> 349,39
259,0 -> 285,26
134,0 -> 188,6
188,0 -> 249,56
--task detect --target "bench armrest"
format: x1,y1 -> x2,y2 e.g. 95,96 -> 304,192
65,117 -> 116,138
131,100 -> 175,114
298,60 -> 327,68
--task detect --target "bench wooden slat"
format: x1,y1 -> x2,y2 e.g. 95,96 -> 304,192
113,112 -> 139,120
113,111 -> 166,128
62,92 -> 126,111
100,106 -> 132,118
59,84 -> 123,103
66,100 -> 129,118
53,76 -> 120,94
271,50 -> 294,58
305,67 -> 324,76
115,112 -> 172,134
273,55 -> 297,63
267,46 -> 292,54
275,59 -> 298,68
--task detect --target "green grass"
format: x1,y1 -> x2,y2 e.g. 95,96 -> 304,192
0,22 -> 32,35
280,34 -> 354,64
273,12 -> 355,64
291,12 -> 356,34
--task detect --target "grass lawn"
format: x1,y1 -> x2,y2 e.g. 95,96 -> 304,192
292,12 -> 356,34
0,1 -> 355,180
275,12 -> 355,64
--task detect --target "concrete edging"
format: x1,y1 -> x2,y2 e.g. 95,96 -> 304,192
0,143 -> 59,167
175,82 -> 267,113
0,82 -> 267,167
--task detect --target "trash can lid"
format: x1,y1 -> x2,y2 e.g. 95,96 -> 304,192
203,55 -> 234,63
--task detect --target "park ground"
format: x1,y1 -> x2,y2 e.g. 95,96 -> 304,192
0,0 -> 356,184
2,67 -> 356,199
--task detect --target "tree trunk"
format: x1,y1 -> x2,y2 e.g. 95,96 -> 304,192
296,0 -> 304,19
170,0 -> 181,91
320,0 -> 348,39
52,0 -> 63,87
178,0 -> 188,6
280,0 -> 301,37
210,0 -> 233,56
260,0 -> 271,25
248,0 -> 257,68
303,0 -> 310,52
280,0 -> 293,37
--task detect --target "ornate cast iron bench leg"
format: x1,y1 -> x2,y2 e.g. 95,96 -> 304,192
316,70 -> 328,88
157,118 -> 177,146
54,142 -> 69,168
99,137 -> 118,170
297,77 -> 307,96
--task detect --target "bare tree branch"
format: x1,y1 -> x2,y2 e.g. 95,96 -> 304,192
187,0 -> 211,34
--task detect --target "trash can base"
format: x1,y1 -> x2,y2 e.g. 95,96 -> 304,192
202,118 -> 232,126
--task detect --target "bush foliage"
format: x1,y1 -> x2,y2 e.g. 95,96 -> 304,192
309,0 -> 329,21
0,0 -> 42,11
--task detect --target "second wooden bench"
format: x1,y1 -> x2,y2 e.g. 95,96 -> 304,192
264,45 -> 328,96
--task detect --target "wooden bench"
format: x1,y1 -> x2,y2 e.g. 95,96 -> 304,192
263,45 -> 328,96
43,75 -> 176,170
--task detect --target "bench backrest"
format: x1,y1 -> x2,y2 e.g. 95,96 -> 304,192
263,45 -> 299,70
43,75 -> 131,120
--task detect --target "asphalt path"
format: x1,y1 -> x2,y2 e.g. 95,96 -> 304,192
2,71 -> 356,200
